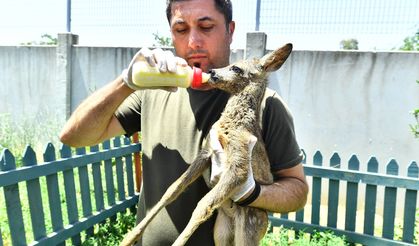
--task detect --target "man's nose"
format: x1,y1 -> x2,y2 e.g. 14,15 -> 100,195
188,29 -> 203,49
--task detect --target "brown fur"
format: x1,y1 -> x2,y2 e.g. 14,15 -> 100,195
120,43 -> 293,246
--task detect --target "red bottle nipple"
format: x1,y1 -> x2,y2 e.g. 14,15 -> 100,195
191,67 -> 203,89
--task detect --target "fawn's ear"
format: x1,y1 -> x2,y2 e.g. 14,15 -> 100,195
259,43 -> 293,72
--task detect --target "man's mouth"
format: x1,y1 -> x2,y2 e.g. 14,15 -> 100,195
187,55 -> 207,62
188,56 -> 207,68
186,49 -> 208,69
188,54 -> 207,59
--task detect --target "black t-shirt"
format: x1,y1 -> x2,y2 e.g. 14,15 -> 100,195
115,87 -> 303,246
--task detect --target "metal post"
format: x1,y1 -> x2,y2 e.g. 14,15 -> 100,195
255,0 -> 261,31
66,0 -> 71,32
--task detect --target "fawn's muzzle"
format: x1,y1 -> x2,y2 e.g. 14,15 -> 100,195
209,69 -> 219,82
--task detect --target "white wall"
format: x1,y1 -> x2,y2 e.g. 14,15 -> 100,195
269,50 -> 419,174
0,39 -> 418,174
0,46 -> 59,122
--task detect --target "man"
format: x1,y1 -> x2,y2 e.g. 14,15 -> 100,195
60,0 -> 308,245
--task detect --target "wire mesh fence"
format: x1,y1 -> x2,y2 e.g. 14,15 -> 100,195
252,0 -> 418,50
0,0 -> 418,50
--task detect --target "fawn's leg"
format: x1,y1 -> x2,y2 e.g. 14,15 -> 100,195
120,150 -> 211,246
172,173 -> 239,246
213,203 -> 235,246
234,206 -> 268,246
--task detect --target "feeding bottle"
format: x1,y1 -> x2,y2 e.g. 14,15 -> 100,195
131,61 -> 210,89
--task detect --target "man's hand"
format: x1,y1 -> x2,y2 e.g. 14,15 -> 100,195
209,129 -> 258,202
121,47 -> 187,90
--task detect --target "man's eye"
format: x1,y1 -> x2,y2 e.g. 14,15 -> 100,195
175,29 -> 187,34
230,65 -> 243,74
201,26 -> 213,32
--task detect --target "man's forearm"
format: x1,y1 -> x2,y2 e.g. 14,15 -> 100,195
250,176 -> 308,213
60,76 -> 134,147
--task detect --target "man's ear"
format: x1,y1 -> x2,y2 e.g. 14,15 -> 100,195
227,21 -> 235,44
259,43 -> 293,72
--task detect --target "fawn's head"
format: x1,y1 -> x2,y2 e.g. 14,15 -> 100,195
207,43 -> 293,94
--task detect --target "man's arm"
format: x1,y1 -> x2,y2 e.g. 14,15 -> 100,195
60,48 -> 186,148
59,75 -> 134,147
248,163 -> 308,213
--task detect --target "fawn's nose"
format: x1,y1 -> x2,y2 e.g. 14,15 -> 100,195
209,70 -> 219,81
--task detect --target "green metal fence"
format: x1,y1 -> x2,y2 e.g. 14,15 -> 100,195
271,151 -> 418,245
1,140 -> 418,245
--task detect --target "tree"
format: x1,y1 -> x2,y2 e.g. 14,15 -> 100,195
152,32 -> 172,47
340,38 -> 359,50
21,34 -> 57,45
399,29 -> 419,51
39,34 -> 58,45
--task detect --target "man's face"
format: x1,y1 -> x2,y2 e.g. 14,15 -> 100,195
170,0 -> 235,73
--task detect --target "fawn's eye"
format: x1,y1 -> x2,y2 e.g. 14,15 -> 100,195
230,65 -> 243,75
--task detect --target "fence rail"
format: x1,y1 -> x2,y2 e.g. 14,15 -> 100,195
1,143 -> 418,245
0,136 -> 140,246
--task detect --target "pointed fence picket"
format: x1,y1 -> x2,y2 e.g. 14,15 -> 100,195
311,151 -> 323,226
23,146 -> 47,242
364,156 -> 379,236
345,155 -> 359,232
2,149 -> 27,246
327,152 -> 340,228
60,144 -> 80,245
0,136 -> 141,246
404,163 -> 419,243
383,160 -> 399,239
269,151 -> 419,246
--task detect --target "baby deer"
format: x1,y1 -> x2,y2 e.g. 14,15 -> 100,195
121,43 -> 293,246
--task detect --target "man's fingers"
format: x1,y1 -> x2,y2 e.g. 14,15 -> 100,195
138,47 -> 156,67
175,57 -> 188,67
136,48 -> 184,74
152,48 -> 168,73
165,51 -> 178,73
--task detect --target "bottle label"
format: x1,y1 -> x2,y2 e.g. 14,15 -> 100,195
132,62 -> 190,88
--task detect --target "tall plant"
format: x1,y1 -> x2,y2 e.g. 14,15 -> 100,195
410,80 -> 419,138
0,113 -> 63,166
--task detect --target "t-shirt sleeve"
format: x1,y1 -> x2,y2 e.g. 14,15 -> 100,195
114,91 -> 142,137
262,91 -> 303,171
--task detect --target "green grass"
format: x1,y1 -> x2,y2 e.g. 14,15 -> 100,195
261,226 -> 348,246
81,212 -> 136,246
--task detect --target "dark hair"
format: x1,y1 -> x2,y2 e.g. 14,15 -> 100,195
166,0 -> 233,29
